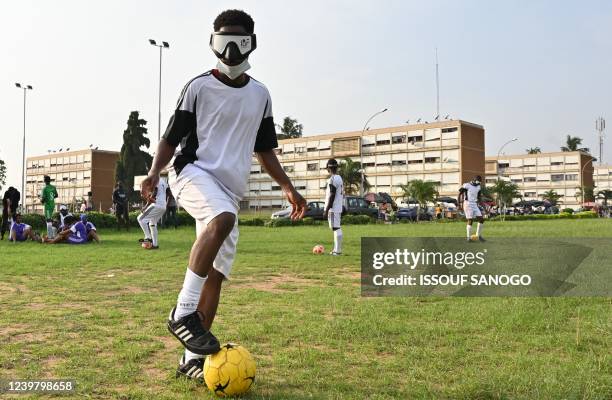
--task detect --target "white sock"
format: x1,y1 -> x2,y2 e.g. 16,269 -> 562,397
149,223 -> 158,246
175,268 -> 207,320
466,224 -> 472,238
476,223 -> 483,237
333,229 -> 343,253
46,222 -> 53,238
138,215 -> 151,239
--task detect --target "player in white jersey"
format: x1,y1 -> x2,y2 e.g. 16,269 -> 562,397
458,175 -> 485,242
137,176 -> 168,249
323,159 -> 344,255
140,10 -> 306,382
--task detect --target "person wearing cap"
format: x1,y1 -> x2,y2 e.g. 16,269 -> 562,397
323,158 -> 344,255
58,205 -> 73,231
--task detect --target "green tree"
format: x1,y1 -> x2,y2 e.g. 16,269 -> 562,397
115,111 -> 153,200
575,186 -> 595,203
0,159 -> 6,192
276,116 -> 303,140
491,179 -> 521,217
541,189 -> 562,206
399,180 -> 439,221
561,135 -> 589,153
526,147 -> 541,154
597,190 -> 612,207
338,157 -> 370,195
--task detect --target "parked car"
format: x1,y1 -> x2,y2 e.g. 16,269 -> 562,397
343,196 -> 378,217
397,207 -> 433,221
271,201 -> 326,220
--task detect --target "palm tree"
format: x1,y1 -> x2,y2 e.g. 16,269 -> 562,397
526,147 -> 541,154
597,190 -> 612,207
541,189 -> 562,206
490,179 -> 521,217
561,135 -> 589,153
575,186 -> 594,203
338,157 -> 370,195
399,180 -> 438,221
276,116 -> 303,140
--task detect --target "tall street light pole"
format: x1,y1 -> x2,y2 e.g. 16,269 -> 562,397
359,108 -> 388,196
15,83 -> 33,212
149,39 -> 170,142
496,138 -> 518,181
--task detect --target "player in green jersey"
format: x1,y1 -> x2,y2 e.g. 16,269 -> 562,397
41,175 -> 58,238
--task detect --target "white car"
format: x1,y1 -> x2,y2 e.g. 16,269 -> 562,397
271,206 -> 292,219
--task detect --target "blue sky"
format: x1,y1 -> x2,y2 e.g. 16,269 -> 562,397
1,0 -> 611,189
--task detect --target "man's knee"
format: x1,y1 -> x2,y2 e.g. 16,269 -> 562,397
207,212 -> 235,240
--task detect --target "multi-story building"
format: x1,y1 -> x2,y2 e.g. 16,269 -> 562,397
484,151 -> 594,209
245,120 -> 485,209
25,149 -> 119,213
594,164 -> 612,192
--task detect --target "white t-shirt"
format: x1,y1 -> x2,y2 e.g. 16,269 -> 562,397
154,179 -> 168,208
325,174 -> 344,213
462,182 -> 481,204
164,70 -> 277,204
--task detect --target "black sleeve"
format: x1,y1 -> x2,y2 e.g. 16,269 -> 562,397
163,110 -> 196,147
254,116 -> 278,152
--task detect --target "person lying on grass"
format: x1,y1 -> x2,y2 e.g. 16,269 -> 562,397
43,215 -> 97,244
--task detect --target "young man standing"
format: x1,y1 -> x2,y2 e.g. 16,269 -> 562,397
137,177 -> 168,249
41,175 -> 58,238
112,182 -> 129,230
323,159 -> 344,255
458,175 -> 485,242
140,9 -> 306,381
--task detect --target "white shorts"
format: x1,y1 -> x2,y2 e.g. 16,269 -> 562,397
137,204 -> 166,225
169,164 -> 239,279
328,211 -> 341,229
464,202 -> 482,219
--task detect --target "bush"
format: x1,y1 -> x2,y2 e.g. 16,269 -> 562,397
561,208 -> 574,214
341,215 -> 374,225
489,211 -> 596,221
239,218 -> 265,226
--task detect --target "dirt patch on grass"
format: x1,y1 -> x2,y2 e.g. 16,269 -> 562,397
230,275 -> 322,293
0,282 -> 28,296
41,356 -> 62,377
0,324 -> 29,338
102,285 -> 145,296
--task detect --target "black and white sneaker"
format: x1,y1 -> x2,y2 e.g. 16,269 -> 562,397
138,238 -> 151,243
167,307 -> 221,355
176,354 -> 205,383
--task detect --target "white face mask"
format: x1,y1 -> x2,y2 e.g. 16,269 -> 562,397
216,58 -> 250,80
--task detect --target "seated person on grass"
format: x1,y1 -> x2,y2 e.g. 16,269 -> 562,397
44,215 -> 89,244
9,213 -> 41,243
80,214 -> 100,243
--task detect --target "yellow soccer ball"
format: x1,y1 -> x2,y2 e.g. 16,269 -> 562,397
204,343 -> 256,397
470,234 -> 479,241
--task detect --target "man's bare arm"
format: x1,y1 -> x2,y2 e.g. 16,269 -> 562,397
256,150 -> 306,220
141,139 -> 176,198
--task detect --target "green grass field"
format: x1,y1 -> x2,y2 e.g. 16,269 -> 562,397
1,219 -> 610,399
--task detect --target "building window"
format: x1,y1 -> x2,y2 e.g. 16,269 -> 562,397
498,163 -> 509,169
249,170 -> 260,175
408,136 -> 423,143
376,139 -> 391,146
524,192 -> 536,197
272,185 -> 281,191
295,146 -> 306,153
283,166 -> 294,173
274,148 -> 282,155
392,135 -> 406,144
362,162 -> 375,167
551,161 -> 563,166
408,160 -> 423,164
362,142 -> 375,148
524,177 -> 536,182
565,174 -> 578,181
424,157 -> 440,163
551,174 -> 564,182
441,127 -> 458,133
511,178 -> 522,183
295,185 -> 306,190
307,147 -> 317,152
307,163 -> 318,171
376,162 -> 391,167
392,160 -> 407,166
